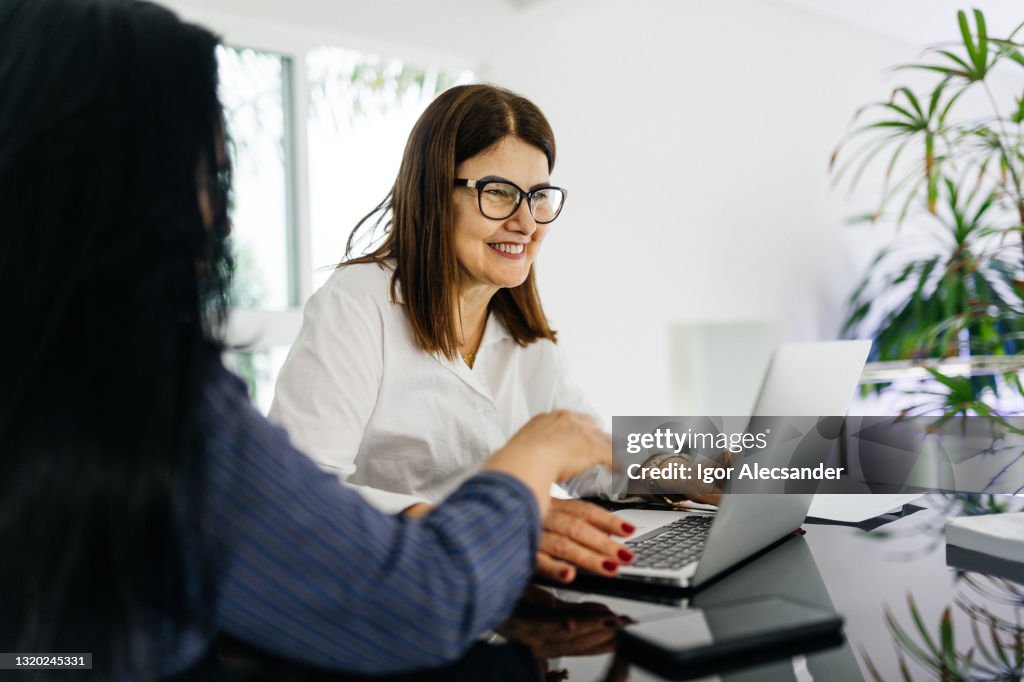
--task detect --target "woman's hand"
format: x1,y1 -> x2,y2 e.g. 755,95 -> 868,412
481,411 -> 612,518
496,410 -> 612,481
537,499 -> 635,582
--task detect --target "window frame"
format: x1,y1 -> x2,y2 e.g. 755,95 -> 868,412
165,4 -> 483,351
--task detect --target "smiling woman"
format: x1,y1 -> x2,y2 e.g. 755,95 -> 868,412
346,84 -> 562,362
270,84 -> 636,584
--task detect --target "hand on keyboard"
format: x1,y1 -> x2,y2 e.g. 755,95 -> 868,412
536,499 -> 636,583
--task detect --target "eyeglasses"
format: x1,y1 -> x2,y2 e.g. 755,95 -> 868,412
454,178 -> 567,224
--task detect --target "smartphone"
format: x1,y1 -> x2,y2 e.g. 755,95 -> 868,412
617,595 -> 844,680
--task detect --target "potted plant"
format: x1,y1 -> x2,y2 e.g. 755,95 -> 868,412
832,10 -> 1024,412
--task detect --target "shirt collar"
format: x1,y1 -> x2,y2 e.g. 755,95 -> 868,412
480,310 -> 512,348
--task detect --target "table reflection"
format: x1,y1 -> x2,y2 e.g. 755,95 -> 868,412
534,535 -> 855,681
865,544 -> 1024,681
174,500 -> 1024,681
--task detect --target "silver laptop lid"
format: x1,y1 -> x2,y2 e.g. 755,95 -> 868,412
689,340 -> 870,587
751,340 -> 872,417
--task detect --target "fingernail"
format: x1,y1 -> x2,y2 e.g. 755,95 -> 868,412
559,568 -> 571,581
621,522 -> 635,534
602,560 -> 618,573
618,548 -> 634,562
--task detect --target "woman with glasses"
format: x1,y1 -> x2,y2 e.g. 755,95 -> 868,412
0,2 -> 613,677
271,84 -> 635,584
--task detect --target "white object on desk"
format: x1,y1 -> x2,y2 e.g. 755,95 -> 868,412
808,493 -> 922,523
946,512 -> 1024,563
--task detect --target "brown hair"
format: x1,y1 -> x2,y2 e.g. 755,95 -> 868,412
343,83 -> 558,358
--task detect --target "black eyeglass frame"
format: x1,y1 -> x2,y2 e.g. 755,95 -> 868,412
454,178 -> 567,224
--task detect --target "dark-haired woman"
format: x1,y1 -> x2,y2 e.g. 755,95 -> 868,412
270,84 -> 635,584
0,1 -> 612,679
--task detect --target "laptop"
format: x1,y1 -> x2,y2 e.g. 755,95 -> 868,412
613,340 -> 871,587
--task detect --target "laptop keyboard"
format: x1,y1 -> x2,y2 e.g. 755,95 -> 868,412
626,515 -> 714,570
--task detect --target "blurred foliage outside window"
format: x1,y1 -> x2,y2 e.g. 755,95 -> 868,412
216,44 -> 472,411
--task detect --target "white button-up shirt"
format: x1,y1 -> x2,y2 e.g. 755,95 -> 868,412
269,261 -> 608,513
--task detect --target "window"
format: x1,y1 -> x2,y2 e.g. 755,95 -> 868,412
215,39 -> 473,412
307,47 -> 472,287
217,46 -> 293,310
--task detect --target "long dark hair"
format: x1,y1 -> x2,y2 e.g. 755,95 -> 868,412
345,84 -> 558,358
0,0 -> 230,677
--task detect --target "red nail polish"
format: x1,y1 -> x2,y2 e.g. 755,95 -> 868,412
618,548 -> 634,562
602,560 -> 618,572
621,522 -> 636,534
559,568 -> 570,581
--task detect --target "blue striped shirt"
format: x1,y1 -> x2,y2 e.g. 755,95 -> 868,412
175,363 -> 541,674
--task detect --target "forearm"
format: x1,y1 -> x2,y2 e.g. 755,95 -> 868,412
480,450 -> 556,519
203,365 -> 544,674
480,410 -> 613,518
211,466 -> 540,673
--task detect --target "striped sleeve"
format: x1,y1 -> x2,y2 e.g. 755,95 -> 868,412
199,367 -> 541,673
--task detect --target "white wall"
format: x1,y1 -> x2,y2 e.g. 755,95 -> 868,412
160,0 -> 511,69
484,0 -> 922,420
162,0 -> 1021,421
